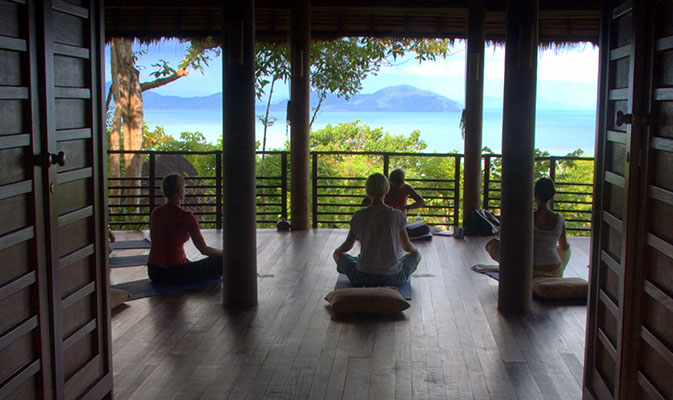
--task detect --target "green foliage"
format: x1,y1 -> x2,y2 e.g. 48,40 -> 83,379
142,125 -> 220,177
146,38 -> 220,80
110,121 -> 595,234
481,147 -> 594,235
309,122 -> 458,228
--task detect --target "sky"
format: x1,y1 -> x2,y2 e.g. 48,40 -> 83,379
105,39 -> 599,110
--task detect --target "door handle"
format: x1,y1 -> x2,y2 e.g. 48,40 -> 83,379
34,151 -> 66,168
50,151 -> 66,167
616,111 -> 633,126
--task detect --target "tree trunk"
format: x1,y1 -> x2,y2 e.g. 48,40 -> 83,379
260,79 -> 277,215
116,38 -> 144,207
309,91 -> 326,128
108,40 -> 122,204
261,78 -> 276,178
106,38 -> 217,211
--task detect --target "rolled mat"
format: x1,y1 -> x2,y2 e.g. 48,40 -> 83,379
111,278 -> 222,300
335,273 -> 412,300
110,254 -> 149,268
470,264 -> 500,281
111,238 -> 151,250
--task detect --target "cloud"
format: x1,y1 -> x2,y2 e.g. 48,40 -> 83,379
404,44 -> 599,83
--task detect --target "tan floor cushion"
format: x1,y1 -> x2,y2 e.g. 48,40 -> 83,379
110,288 -> 131,309
532,277 -> 588,300
325,287 -> 410,314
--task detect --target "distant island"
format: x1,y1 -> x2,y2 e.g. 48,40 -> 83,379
140,85 -> 463,112
135,83 -> 582,112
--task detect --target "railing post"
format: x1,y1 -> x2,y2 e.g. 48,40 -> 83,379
483,155 -> 491,211
549,156 -> 556,210
216,152 -> 223,229
281,152 -> 288,222
149,152 -> 156,214
312,152 -> 318,228
454,155 -> 461,229
383,153 -> 389,176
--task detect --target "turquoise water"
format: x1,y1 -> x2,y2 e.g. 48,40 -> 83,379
143,108 -> 596,156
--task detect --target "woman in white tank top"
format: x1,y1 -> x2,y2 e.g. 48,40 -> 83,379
485,178 -> 570,278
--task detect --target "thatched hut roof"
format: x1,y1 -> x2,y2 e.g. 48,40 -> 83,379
104,0 -> 601,45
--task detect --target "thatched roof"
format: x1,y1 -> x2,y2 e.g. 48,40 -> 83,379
104,0 -> 600,45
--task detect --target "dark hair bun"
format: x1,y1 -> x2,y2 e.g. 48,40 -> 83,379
534,177 -> 556,202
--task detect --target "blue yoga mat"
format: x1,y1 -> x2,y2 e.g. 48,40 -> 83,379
112,278 -> 223,300
111,238 -> 151,250
110,254 -> 149,268
335,273 -> 412,300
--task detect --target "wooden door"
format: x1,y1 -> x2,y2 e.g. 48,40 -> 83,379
584,0 -> 673,398
0,1 -> 53,397
583,0 -> 647,398
620,0 -> 673,398
0,0 -> 112,399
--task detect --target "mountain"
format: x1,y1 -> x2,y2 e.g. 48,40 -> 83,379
138,84 -> 463,113
108,81 -> 591,112
313,85 -> 463,112
142,91 -> 223,110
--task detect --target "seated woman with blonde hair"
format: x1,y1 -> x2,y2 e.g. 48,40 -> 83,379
147,174 -> 223,283
485,177 -> 570,278
334,173 -> 421,286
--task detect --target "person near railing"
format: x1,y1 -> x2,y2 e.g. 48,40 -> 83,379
147,174 -> 223,284
333,173 -> 421,286
363,168 -> 426,216
485,177 -> 571,278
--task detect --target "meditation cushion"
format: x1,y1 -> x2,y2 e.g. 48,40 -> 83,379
532,277 -> 588,300
110,288 -> 131,309
406,221 -> 432,241
325,287 -> 410,314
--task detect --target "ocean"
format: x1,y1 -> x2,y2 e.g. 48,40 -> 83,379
143,108 -> 597,156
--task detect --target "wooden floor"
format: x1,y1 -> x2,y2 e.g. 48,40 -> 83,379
110,229 -> 590,400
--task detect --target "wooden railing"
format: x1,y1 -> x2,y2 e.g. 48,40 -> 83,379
482,154 -> 595,233
107,150 -> 594,233
311,151 -> 461,229
107,150 -> 288,229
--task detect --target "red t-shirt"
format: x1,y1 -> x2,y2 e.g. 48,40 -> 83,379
147,203 -> 207,266
385,184 -> 412,216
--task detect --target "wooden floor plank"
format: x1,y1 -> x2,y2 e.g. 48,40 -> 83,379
109,230 -> 590,399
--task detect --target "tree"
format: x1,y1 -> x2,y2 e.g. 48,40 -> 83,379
254,37 -> 454,149
107,38 -> 220,204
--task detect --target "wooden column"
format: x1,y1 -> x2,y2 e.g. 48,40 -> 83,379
222,0 -> 257,306
462,0 -> 485,231
290,0 -> 311,230
497,0 -> 538,313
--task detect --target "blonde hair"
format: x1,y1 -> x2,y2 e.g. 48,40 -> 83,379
161,174 -> 184,199
365,173 -> 390,199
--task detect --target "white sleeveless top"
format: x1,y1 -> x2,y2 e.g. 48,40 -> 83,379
533,214 -> 564,265
350,204 -> 406,275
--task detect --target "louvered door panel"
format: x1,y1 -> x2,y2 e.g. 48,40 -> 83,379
0,0 -> 111,399
584,0 -> 650,398
628,1 -> 673,398
0,1 -> 53,399
40,0 -> 111,399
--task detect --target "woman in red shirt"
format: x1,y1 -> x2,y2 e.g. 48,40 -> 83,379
363,169 -> 426,216
147,174 -> 223,284
385,168 -> 426,216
